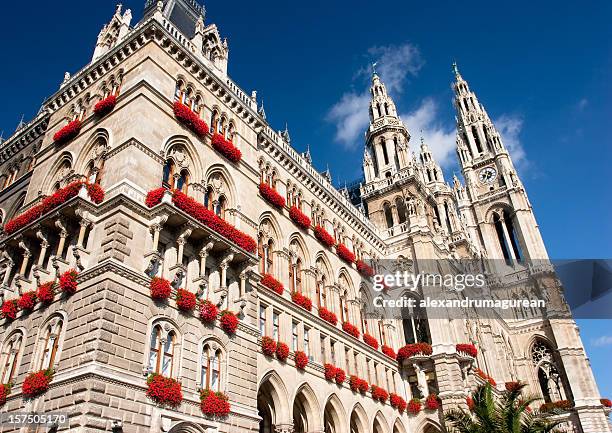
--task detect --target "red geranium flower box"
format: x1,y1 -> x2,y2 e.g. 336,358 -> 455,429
397,343 -> 433,362
319,307 -> 338,325
219,310 -> 238,335
291,291 -> 312,311
349,376 -> 369,394
261,274 -> 284,295
356,260 -> 375,278
371,385 -> 389,403
59,269 -> 78,295
342,321 -> 360,338
294,350 -> 308,370
390,393 -> 407,413
456,343 -> 478,358
363,333 -> 378,349
173,102 -> 209,138
382,345 -> 396,360
600,398 -> 611,408
336,244 -> 355,264
176,288 -> 197,312
314,225 -> 335,247
1,300 -> 18,320
259,183 -> 285,208
17,291 -> 37,311
276,342 -> 289,362
261,336 -> 277,357
86,183 -> 105,204
53,120 -> 82,145
505,381 -> 522,392
289,206 -> 311,230
199,300 -> 218,323
324,364 -> 337,381
466,396 -> 475,410
22,369 -> 53,399
150,277 -> 171,301
145,187 -> 166,208
0,383 -> 11,407
171,191 -> 256,253
94,95 -> 117,116
475,368 -> 496,386
335,367 -> 346,384
200,389 -> 230,417
146,373 -> 183,407
425,394 -> 441,410
408,398 -> 422,415
211,133 -> 241,163
37,282 -> 54,304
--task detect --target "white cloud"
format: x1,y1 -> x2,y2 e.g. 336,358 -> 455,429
577,98 -> 588,111
494,114 -> 527,168
592,335 -> 612,347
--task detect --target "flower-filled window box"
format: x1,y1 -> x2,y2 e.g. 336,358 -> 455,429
425,394 -> 441,410
319,307 -> 338,326
335,367 -> 346,384
291,291 -> 312,311
259,183 -> 285,209
200,389 -> 230,417
356,260 -> 375,278
342,322 -> 360,339
176,288 -> 196,312
59,269 -> 78,295
324,364 -> 337,381
466,396 -> 475,411
53,120 -> 82,145
199,300 -> 218,323
294,350 -> 308,370
382,345 -> 396,360
456,343 -> 477,357
171,191 -> 256,253
261,274 -> 284,295
17,291 -> 37,312
474,368 -> 496,386
504,381 -> 522,392
37,282 -> 54,305
146,373 -> 183,407
173,102 -> 209,138
22,369 -> 54,399
289,206 -> 311,230
86,183 -> 105,204
408,398 -> 422,415
261,336 -> 277,357
150,277 -> 171,301
276,342 -> 289,362
336,244 -> 355,264
349,375 -> 368,394
211,133 -> 241,163
1,300 -> 18,321
314,225 -> 335,248
94,95 -> 117,117
540,400 -> 572,413
219,310 -> 238,335
397,343 -> 433,362
363,333 -> 378,349
390,393 -> 407,413
600,398 -> 611,408
0,383 -> 11,407
371,385 -> 389,403
145,187 -> 167,208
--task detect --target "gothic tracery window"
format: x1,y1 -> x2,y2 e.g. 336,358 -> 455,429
532,340 -> 567,403
0,332 -> 24,384
148,321 -> 178,377
201,341 -> 223,392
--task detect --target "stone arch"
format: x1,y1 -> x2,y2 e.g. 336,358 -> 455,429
258,370 -> 291,432
0,327 -> 27,384
372,411 -> 390,433
337,268 -> 356,299
323,394 -> 347,433
162,135 -> 202,184
292,382 -> 322,433
529,336 -> 569,403
32,310 -> 68,372
167,422 -> 208,433
288,232 -> 311,267
349,402 -> 368,433
42,151 -> 75,193
204,164 -> 237,208
392,418 -> 408,433
143,315 -> 185,378
6,192 -> 26,220
315,252 -> 334,284
75,129 -> 111,172
415,419 -> 443,433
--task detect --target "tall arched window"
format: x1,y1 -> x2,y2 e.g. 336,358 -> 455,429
201,342 -> 223,391
162,159 -> 175,188
396,198 -> 407,224
383,203 -> 394,229
532,340 -> 567,403
444,202 -> 453,235
39,317 -> 65,370
210,110 -> 219,133
204,186 -> 214,210
216,195 -> 227,218
402,296 -> 431,344
381,138 -> 389,165
0,332 -> 24,384
472,125 -> 483,153
259,237 -> 274,275
147,322 -> 178,377
176,169 -> 189,193
174,79 -> 185,103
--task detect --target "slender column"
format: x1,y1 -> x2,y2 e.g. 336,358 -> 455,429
36,229 -> 50,267
176,225 -> 193,265
199,241 -> 214,277
499,216 -> 517,262
77,219 -> 91,248
55,219 -> 68,258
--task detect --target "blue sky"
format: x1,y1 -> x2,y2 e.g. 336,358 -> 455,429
0,0 -> 610,398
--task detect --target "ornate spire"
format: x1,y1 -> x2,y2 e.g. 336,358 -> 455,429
281,123 -> 291,144
258,100 -> 266,120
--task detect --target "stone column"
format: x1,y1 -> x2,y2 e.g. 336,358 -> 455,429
18,240 -> 31,276
76,219 -> 91,248
35,229 -> 49,267
55,219 -> 68,258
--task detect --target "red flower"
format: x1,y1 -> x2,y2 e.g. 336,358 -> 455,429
397,343 -> 433,362
145,187 -> 166,208
456,343 -> 478,357
86,182 -> 105,204
505,381 -> 522,392
363,333 -> 378,349
94,95 -> 117,116
358,378 -> 369,394
200,389 -> 230,417
336,244 -> 355,264
211,133 -> 241,163
600,398 -> 611,408
276,342 -> 289,362
174,102 -> 209,138
335,368 -> 346,384
341,321 -> 360,338
22,369 -> 53,399
17,291 -> 37,311
146,373 -> 183,407
176,288 -> 196,312
294,350 -> 308,370
390,393 -> 407,413
58,269 -> 78,295
466,396 -> 475,411
259,183 -> 285,208
53,120 -> 82,145
349,376 -> 369,394
475,368 -> 496,386
425,394 -> 440,410
289,206 -> 311,230
371,385 -> 389,403
37,282 -> 54,304
219,310 -> 238,335
171,191 -> 257,253
199,300 -> 218,323
1,300 -> 18,320
0,384 -> 11,407
356,260 -> 375,278
408,398 -> 422,415
291,291 -> 312,311
150,277 -> 171,301
261,336 -> 277,356
319,307 -> 338,325
382,345 -> 396,360
540,400 -> 572,412
261,274 -> 284,295
314,225 -> 335,247
324,364 -> 337,381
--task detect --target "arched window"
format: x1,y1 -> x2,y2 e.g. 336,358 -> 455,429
289,257 -> 302,294
384,103 -> 389,115
210,110 -> 219,134
174,80 -> 185,103
162,159 -> 175,188
204,186 -> 214,210
381,138 -> 389,165
531,340 -> 567,403
201,342 -> 223,391
39,317 -> 65,370
444,202 -> 453,235
383,203 -> 394,229
396,198 -> 407,224
216,195 -> 227,218
147,322 -> 178,377
402,296 -> 431,344
259,237 -> 274,275
376,103 -> 382,117
0,332 -> 24,384
176,169 -> 189,193
503,210 -> 523,261
471,125 -> 483,153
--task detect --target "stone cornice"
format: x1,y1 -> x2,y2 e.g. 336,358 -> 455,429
0,113 -> 49,162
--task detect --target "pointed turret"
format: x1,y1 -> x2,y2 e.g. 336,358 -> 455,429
92,4 -> 132,62
418,136 -> 444,185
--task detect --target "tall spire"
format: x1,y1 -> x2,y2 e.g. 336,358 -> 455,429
368,72 -> 398,123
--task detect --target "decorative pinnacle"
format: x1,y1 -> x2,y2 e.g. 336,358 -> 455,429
452,61 -> 460,77
371,62 -> 378,76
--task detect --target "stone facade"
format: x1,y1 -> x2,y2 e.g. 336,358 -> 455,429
0,2 -> 609,433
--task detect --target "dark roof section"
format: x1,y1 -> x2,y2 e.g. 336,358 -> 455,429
143,0 -> 205,38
